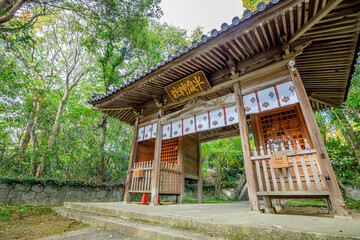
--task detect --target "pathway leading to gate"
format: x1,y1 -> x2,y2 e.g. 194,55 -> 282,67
57,202 -> 360,239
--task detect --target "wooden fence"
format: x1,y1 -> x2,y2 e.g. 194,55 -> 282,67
159,161 -> 182,194
251,139 -> 328,197
129,161 -> 153,193
129,160 -> 181,195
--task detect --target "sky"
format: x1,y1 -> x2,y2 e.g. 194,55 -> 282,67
159,0 -> 244,34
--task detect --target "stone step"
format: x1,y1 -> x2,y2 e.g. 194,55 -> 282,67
54,207 -> 221,240
61,202 -> 360,240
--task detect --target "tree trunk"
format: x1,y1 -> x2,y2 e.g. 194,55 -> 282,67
333,109 -> 360,164
36,90 -> 69,178
98,113 -> 108,182
337,177 -> 353,199
16,100 -> 40,161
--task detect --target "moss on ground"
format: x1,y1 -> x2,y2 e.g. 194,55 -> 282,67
0,205 -> 87,240
284,198 -> 360,209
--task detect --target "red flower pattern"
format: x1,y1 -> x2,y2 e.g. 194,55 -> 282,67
212,120 -> 218,126
229,116 -> 235,122
262,102 -> 270,108
245,106 -> 251,112
218,112 -> 222,117
198,124 -> 203,129
185,128 -> 190,132
250,97 -> 256,103
269,91 -> 275,98
281,96 -> 290,103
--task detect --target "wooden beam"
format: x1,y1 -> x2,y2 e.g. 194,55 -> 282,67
308,97 -> 343,109
178,136 -> 185,204
150,110 -> 163,205
234,82 -> 260,212
288,61 -> 349,216
91,106 -> 133,111
161,93 -> 235,124
289,0 -> 343,44
199,128 -> 240,143
123,118 -> 139,203
197,135 -> 203,203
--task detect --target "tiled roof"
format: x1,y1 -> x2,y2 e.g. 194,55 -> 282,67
88,0 -> 281,104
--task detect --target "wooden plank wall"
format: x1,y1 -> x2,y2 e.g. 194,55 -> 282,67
184,134 -> 200,180
135,139 -> 155,163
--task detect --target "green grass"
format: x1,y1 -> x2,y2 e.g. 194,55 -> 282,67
184,198 -> 237,204
284,198 -> 360,209
0,205 -> 87,240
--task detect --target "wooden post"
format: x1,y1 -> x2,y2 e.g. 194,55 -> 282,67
197,135 -> 203,203
178,136 -> 185,203
124,118 -> 139,203
151,110 -> 163,205
250,114 -> 274,213
288,62 -> 348,216
234,82 -> 261,212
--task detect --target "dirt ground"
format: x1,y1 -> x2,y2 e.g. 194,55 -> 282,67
0,206 -> 87,240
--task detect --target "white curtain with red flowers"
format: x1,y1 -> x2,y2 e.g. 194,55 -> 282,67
137,81 -> 298,142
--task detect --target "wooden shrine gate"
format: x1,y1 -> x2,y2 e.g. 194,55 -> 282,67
88,0 -> 358,216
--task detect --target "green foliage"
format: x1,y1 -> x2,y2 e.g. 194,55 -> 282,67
284,199 -> 360,209
243,0 -> 270,11
201,137 -> 244,197
0,0 -> 194,184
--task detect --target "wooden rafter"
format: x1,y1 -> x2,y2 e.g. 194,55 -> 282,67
289,0 -> 344,44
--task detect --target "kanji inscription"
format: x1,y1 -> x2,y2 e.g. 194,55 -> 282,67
165,71 -> 211,102
271,155 -> 289,168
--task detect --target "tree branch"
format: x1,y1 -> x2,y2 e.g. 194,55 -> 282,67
0,0 -> 27,24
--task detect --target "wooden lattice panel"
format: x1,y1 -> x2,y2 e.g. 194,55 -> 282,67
161,138 -> 178,164
257,105 -> 308,150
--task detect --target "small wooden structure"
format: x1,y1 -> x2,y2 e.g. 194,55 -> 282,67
89,0 -> 359,216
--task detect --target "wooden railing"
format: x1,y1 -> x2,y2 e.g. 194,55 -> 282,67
251,139 -> 328,196
129,161 -> 153,193
160,161 -> 182,194
129,160 -> 182,195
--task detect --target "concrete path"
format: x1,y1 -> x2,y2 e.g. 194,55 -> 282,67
37,227 -> 139,240
64,202 -> 360,239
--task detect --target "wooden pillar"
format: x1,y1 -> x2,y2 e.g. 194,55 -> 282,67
197,136 -> 203,203
151,110 -> 163,205
124,118 -> 139,203
288,62 -> 348,216
178,136 -> 185,204
250,114 -> 274,213
234,82 -> 261,212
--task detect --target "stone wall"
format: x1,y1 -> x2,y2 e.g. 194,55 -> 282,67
0,181 -> 248,206
0,183 -> 124,206
347,185 -> 360,200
